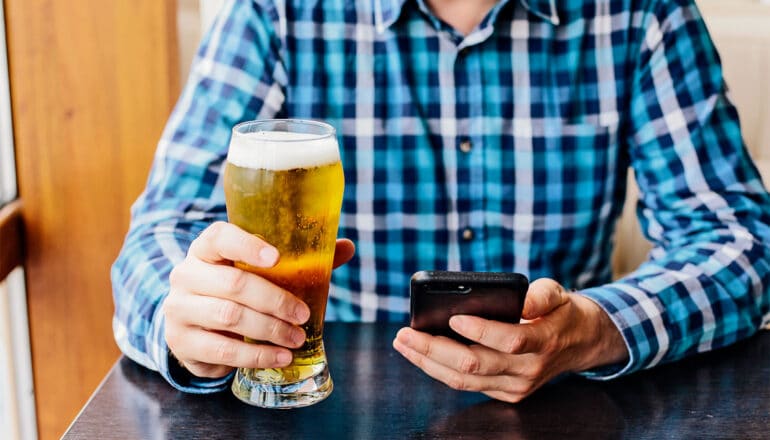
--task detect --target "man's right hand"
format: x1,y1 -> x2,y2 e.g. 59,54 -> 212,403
162,221 -> 355,379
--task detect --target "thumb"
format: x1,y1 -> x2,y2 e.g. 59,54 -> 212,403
521,278 -> 569,319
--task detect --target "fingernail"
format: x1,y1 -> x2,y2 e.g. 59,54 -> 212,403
294,305 -> 310,324
276,351 -> 292,366
292,329 -> 306,347
449,315 -> 466,331
399,331 -> 411,345
259,246 -> 279,266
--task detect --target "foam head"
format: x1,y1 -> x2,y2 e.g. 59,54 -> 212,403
227,130 -> 340,171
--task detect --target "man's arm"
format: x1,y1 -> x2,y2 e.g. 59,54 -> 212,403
111,0 -> 287,392
579,0 -> 770,379
393,0 -> 770,401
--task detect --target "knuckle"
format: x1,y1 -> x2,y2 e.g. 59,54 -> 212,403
503,377 -> 529,397
458,354 -> 480,374
194,222 -> 225,251
504,334 -> 526,354
217,301 -> 243,329
422,340 -> 434,358
272,291 -> 294,317
252,347 -> 267,368
207,221 -> 229,239
223,269 -> 248,295
237,231 -> 256,252
543,278 -> 561,291
524,361 -> 546,382
214,340 -> 238,364
446,373 -> 468,391
267,318 -> 285,341
474,322 -> 489,342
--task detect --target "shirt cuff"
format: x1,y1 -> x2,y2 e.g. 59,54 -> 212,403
149,305 -> 234,393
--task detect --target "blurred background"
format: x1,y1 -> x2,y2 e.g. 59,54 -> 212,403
0,0 -> 768,439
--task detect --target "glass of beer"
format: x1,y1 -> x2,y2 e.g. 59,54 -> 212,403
224,119 -> 344,408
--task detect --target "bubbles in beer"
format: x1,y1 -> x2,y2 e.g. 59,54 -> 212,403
224,126 -> 344,389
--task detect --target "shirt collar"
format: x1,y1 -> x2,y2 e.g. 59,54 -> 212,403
374,0 -> 560,33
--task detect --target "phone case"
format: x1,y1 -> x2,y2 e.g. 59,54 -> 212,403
409,271 -> 528,343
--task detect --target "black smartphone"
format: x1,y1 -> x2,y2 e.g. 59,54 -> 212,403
409,271 -> 529,343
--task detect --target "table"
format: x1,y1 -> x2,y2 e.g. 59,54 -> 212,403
64,323 -> 770,439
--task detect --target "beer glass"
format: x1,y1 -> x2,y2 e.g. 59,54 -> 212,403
224,119 -> 344,408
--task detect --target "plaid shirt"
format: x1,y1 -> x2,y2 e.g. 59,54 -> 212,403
112,0 -> 770,393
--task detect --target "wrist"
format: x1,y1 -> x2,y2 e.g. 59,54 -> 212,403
570,293 -> 628,371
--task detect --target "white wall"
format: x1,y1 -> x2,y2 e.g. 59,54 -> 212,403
199,0 -> 226,34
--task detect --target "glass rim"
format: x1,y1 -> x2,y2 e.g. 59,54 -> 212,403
232,119 -> 336,143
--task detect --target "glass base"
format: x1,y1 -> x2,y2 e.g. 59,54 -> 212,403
231,361 -> 333,409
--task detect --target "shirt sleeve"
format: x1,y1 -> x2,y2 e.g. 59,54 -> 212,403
110,0 -> 286,393
578,0 -> 770,379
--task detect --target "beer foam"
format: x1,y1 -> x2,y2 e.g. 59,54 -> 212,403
227,131 -> 340,170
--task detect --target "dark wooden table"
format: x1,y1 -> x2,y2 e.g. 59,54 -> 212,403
64,323 -> 770,439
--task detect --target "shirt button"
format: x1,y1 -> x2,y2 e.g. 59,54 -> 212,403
462,228 -> 474,241
459,139 -> 472,153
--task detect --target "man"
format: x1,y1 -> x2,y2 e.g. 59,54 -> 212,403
112,0 -> 770,402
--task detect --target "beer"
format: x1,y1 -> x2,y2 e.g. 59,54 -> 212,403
224,121 -> 344,408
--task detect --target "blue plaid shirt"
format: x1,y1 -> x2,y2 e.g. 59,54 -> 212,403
112,0 -> 770,393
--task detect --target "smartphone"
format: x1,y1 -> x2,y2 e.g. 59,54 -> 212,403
409,271 -> 529,343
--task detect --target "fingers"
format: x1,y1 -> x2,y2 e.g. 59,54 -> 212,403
521,278 -> 569,319
170,257 -> 310,325
166,326 -> 293,377
393,333 -> 531,397
332,239 -> 356,269
394,327 -> 517,376
394,279 -> 589,404
163,221 -> 352,380
189,221 -> 279,267
449,315 -> 549,355
164,293 -> 306,349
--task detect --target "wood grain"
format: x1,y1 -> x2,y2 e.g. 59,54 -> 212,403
0,200 -> 23,281
4,1 -> 179,438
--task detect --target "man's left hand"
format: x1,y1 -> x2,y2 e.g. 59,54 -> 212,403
392,278 -> 628,403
